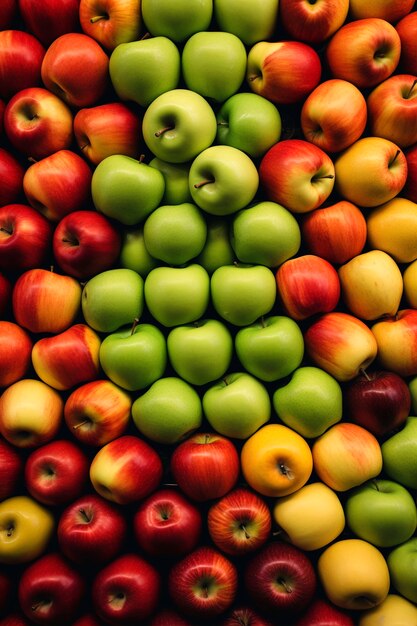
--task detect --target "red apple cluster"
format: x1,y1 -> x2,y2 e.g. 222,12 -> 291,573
1,1 -> 417,625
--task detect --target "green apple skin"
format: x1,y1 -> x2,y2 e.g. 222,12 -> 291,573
210,263 -> 276,326
195,217 -> 235,274
388,537 -> 417,603
231,201 -> 301,267
409,376 -> 417,413
109,37 -> 181,108
144,264 -> 210,328
149,158 -> 192,205
272,366 -> 343,439
99,322 -> 167,391
216,93 -> 281,159
235,315 -> 304,383
167,319 -> 233,386
142,89 -> 217,164
132,377 -> 203,444
189,145 -> 259,216
182,31 -> 247,103
141,0 -> 213,43
119,227 -> 158,277
82,269 -> 144,333
91,155 -> 165,226
214,0 -> 279,46
143,203 -> 207,265
202,372 -> 271,439
0,496 -> 55,564
345,479 -> 417,549
382,416 -> 417,489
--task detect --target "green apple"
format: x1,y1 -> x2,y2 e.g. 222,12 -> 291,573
235,315 -> 304,382
202,372 -> 271,439
195,216 -> 235,274
0,496 -> 55,564
214,0 -> 279,45
91,155 -> 165,226
149,157 -> 192,205
143,202 -> 207,265
387,537 -> 417,603
182,31 -> 247,103
109,36 -> 181,108
382,416 -> 417,489
190,145 -> 259,216
141,0 -> 213,43
132,377 -> 203,444
144,263 -> 210,327
231,201 -> 301,267
142,89 -> 217,164
210,263 -> 276,326
99,321 -> 167,391
119,227 -> 158,277
216,93 -> 281,158
409,376 -> 417,413
272,366 -> 343,439
82,268 -> 144,333
167,318 -> 233,386
345,479 -> 417,549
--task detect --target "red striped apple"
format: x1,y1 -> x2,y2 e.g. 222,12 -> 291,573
0,321 -> 32,388
79,0 -> 142,51
0,30 -> 45,100
0,438 -> 23,500
19,0 -> 81,46
396,11 -> 417,75
279,0 -> 349,44
0,204 -> 52,272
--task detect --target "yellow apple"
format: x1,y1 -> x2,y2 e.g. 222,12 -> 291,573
359,593 -> 417,625
366,197 -> 417,264
403,258 -> 417,308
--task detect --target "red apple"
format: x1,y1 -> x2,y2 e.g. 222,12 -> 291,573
72,615 -> 105,626
133,488 -> 202,558
52,210 -> 121,280
404,143 -> 417,203
0,148 -> 24,207
371,309 -> 417,377
0,99 -> 5,135
41,33 -> 110,109
396,10 -> 417,75
0,321 -> 32,388
222,606 -> 275,626
0,30 -> 45,101
79,0 -> 142,51
168,546 -> 238,619
294,598 -> 355,626
0,0 -> 17,30
24,439 -> 89,506
92,554 -> 160,624
0,204 -> 52,272
0,614 -> 31,626
19,0 -> 81,47
278,0 -> 349,44
170,432 -> 240,502
0,438 -> 23,500
149,610 -> 192,626
0,272 -> 11,318
57,493 -> 128,565
348,0 -> 415,23
23,149 -> 93,222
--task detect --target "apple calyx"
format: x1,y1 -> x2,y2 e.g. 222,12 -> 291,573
278,462 -> 294,480
109,591 -> 127,609
311,173 -> 334,183
31,599 -> 52,613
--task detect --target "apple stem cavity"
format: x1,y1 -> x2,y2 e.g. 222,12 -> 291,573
240,523 -> 251,540
405,79 -> 417,99
194,178 -> 215,189
277,577 -> 292,594
73,420 -> 90,430
6,523 -> 14,537
155,126 -> 174,137
79,508 -> 91,523
389,149 -> 402,167
278,463 -> 294,480
90,14 -> 109,23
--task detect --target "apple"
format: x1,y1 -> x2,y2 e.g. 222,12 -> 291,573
71,616 -> 105,626
295,599 -> 355,626
52,210 -> 121,280
300,200 -> 368,265
170,432 -> 240,502
207,487 -> 272,556
12,268 -> 82,334
214,0 -> 279,46
23,149 -> 93,222
0,30 -> 45,101
89,434 -> 163,505
196,216 -> 235,274
132,376 -> 203,445
259,139 -> 335,213
403,143 -> 417,203
396,10 -> 417,75
0,0 -> 17,30
0,272 -> 11,318
148,610 -> 192,626
0,321 -> 32,388
301,78 -> 368,153
0,438 -> 22,501
358,594 -> 417,626
24,439 -> 89,507
312,422 -> 383,492
0,495 -> 54,565
18,0 -> 81,46
0,148 -> 24,207
325,17 -> 401,88
92,553 -> 160,623
382,416 -> 417,490
348,0 -> 415,22
304,312 -> 378,382
149,157 -> 192,205
141,0 -> 213,43
118,225 -> 158,277
57,493 -> 127,565
133,488 -> 202,558
279,0 -> 349,44
387,537 -> 417,603
240,423 -> 313,498
344,369 -> 411,438
4,87 -> 73,160
41,33 -> 110,108
366,197 -> 417,264
318,539 -> 390,610
0,204 -> 52,273
79,0 -> 142,51
203,372 -> 271,440
222,606 -> 275,626
0,614 -> 31,626
0,378 -> 63,449
247,40 -> 322,105
168,546 -> 238,619
371,309 -> 417,377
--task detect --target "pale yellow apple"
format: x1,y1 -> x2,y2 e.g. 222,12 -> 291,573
338,249 -> 403,320
359,593 -> 417,626
318,538 -> 390,611
401,258 -> 417,308
272,482 -> 345,551
367,197 -> 417,264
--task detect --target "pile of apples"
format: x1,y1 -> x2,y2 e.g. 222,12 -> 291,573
2,0 -> 417,624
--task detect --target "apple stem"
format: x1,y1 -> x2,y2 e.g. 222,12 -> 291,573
240,523 -> 251,540
141,31 -> 152,40
390,149 -> 401,167
372,479 -> 380,491
73,420 -> 89,430
0,226 -> 12,235
90,14 -> 108,23
360,368 -> 371,381
27,156 -> 37,164
406,79 -> 417,99
155,126 -> 174,137
202,585 -> 209,598
6,524 -> 13,537
205,433 -> 211,444
248,73 -> 260,82
277,577 -> 292,594
194,179 -> 214,189
130,317 -> 140,335
217,121 -> 228,127
79,508 -> 91,523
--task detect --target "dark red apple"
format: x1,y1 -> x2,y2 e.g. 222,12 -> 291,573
0,148 -> 24,208
0,204 -> 52,272
0,439 -> 23,501
222,606 -> 275,626
0,614 -> 31,626
72,615 -> 105,626
19,0 -> 81,47
0,30 -> 45,100
294,598 -> 355,625
149,610 -> 193,626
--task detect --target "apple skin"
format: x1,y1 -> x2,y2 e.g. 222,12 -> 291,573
294,598 -> 355,626
141,0 -> 213,43
133,488 -> 203,558
371,309 -> 417,377
0,204 -> 52,273
0,614 -> 32,626
387,537 -> 417,604
0,272 -> 11,318
214,0 -> 279,46
222,606 -> 275,626
0,321 -> 32,389
396,11 -> 417,75
0,0 -> 17,30
279,0 -> 349,44
79,0 -> 142,51
148,610 -> 193,626
170,432 -> 240,502
0,30 -> 45,101
24,439 -> 89,507
0,438 -> 23,501
344,369 -> 411,438
57,493 -> 128,565
358,594 -> 417,626
382,416 -> 417,490
0,148 -> 24,208
348,0 -> 415,22
366,197 -> 417,264
403,143 -> 417,203
18,0 -> 81,47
